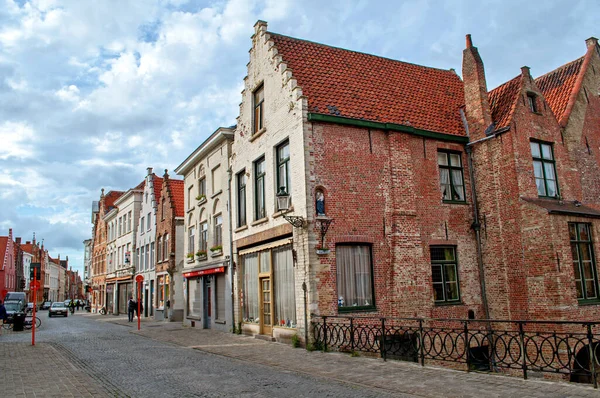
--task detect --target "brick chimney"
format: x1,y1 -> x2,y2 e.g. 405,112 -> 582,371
462,34 -> 493,141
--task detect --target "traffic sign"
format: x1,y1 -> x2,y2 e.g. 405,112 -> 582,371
31,280 -> 41,290
135,275 -> 144,283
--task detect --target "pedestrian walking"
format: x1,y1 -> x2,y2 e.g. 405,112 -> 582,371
0,300 -> 7,335
69,299 -> 75,314
127,296 -> 136,322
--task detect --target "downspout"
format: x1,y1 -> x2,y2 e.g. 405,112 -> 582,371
227,164 -> 235,333
460,108 -> 491,321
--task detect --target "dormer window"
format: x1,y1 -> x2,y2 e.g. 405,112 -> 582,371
253,85 -> 264,135
527,93 -> 538,113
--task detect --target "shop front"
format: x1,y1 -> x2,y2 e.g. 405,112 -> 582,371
117,282 -> 132,315
106,283 -> 114,314
184,264 -> 230,332
239,242 -> 296,339
155,273 -> 169,321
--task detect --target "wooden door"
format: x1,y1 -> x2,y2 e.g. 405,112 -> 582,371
259,277 -> 272,335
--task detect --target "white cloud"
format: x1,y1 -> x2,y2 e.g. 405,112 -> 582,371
0,121 -> 36,160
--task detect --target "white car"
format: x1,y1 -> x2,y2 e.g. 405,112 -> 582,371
49,302 -> 68,317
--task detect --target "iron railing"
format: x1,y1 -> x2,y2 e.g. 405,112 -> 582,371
312,315 -> 600,388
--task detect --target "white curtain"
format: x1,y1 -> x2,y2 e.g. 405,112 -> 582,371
243,253 -> 259,323
273,245 -> 295,328
439,169 -> 450,200
451,170 -> 465,201
337,245 -> 372,307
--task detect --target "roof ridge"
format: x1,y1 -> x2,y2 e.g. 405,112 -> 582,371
267,31 -> 458,75
534,56 -> 584,81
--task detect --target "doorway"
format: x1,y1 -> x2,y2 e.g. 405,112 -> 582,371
260,277 -> 272,335
203,278 -> 212,329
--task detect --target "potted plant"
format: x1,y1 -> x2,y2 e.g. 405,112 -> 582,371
210,245 -> 223,255
186,252 -> 195,260
195,194 -> 206,202
196,250 -> 207,260
315,245 -> 330,255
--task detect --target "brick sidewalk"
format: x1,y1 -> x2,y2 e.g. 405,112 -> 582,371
124,318 -> 600,398
0,342 -> 109,397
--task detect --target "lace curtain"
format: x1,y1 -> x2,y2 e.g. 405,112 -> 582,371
242,253 -> 259,323
273,245 -> 296,328
336,245 -> 373,307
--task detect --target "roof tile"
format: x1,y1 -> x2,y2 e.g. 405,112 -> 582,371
269,33 -> 465,136
168,179 -> 185,217
488,75 -> 523,129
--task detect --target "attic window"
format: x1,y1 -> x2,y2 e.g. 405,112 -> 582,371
527,93 -> 538,113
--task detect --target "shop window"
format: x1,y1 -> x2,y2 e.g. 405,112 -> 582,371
242,252 -> 259,323
187,278 -> 202,318
336,244 -> 375,310
273,245 -> 296,327
216,273 -> 226,321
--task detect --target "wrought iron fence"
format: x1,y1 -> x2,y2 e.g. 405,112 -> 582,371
312,315 -> 600,388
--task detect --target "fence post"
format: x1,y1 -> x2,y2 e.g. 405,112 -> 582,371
350,317 -> 355,352
419,318 -> 425,367
381,318 -> 387,361
587,324 -> 597,389
464,321 -> 470,372
322,316 -> 327,353
519,321 -> 528,380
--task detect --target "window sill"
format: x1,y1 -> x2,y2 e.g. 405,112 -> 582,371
272,206 -> 294,219
442,200 -> 468,205
210,250 -> 223,257
196,255 -> 207,262
251,217 -> 269,227
235,225 -> 248,233
196,198 -> 207,206
338,305 -> 377,313
211,190 -> 222,199
537,195 -> 559,200
578,299 -> 600,306
434,301 -> 463,306
215,320 -> 226,325
186,258 -> 195,264
186,207 -> 194,214
249,127 -> 266,142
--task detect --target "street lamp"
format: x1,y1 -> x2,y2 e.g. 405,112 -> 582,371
276,187 -> 305,228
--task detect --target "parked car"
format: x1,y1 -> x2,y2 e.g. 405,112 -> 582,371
4,299 -> 27,314
27,302 -> 37,313
4,292 -> 26,303
41,301 -> 53,310
48,302 -> 68,317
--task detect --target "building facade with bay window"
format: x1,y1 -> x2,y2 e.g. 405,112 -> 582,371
175,127 -> 234,331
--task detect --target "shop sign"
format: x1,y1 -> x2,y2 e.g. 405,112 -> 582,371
183,266 -> 225,278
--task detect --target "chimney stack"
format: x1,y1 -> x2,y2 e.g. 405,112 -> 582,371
462,34 -> 493,141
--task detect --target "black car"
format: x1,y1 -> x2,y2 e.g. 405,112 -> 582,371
48,302 -> 68,317
40,301 -> 53,310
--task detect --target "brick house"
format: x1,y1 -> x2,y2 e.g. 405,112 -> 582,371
229,21 -> 600,347
0,229 -> 16,297
155,170 -> 185,321
464,35 -> 600,321
90,189 -> 123,313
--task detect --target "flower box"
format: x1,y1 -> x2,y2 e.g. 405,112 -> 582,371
196,250 -> 207,261
210,245 -> 223,257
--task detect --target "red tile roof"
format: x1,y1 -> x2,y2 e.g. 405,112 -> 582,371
488,75 -> 523,129
269,33 -> 465,136
0,237 -> 7,269
535,57 -> 584,127
168,179 -> 185,217
153,175 -> 163,202
105,191 -> 124,209
20,243 -> 34,255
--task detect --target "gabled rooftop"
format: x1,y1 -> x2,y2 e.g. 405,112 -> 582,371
488,75 -> 523,130
268,32 -> 465,136
168,179 -> 185,218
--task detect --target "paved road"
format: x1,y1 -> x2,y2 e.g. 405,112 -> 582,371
0,311 -> 399,397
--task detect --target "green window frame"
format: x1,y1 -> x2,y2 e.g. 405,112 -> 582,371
430,246 -> 461,303
437,151 -> 466,203
570,223 -> 599,301
530,140 -> 559,198
254,157 -> 266,220
276,140 -> 290,195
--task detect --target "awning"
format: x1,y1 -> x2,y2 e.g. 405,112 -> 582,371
522,197 -> 600,219
238,239 -> 291,256
184,266 -> 225,278
106,276 -> 133,282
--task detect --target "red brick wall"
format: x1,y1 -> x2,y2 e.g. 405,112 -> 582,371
309,122 -> 485,320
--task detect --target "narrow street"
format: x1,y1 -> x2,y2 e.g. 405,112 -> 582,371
2,311 -> 600,397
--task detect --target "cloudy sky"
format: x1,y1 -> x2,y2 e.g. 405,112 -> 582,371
0,0 -> 597,274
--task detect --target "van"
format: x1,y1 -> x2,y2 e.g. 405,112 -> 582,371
5,292 -> 26,303
4,292 -> 27,313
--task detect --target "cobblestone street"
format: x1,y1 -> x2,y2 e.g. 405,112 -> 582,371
1,311 -> 600,397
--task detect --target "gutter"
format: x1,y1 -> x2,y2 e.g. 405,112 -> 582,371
460,109 -> 491,321
227,161 -> 235,333
307,113 -> 469,143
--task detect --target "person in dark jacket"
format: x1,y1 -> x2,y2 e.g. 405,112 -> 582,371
127,297 -> 136,322
0,300 -> 7,335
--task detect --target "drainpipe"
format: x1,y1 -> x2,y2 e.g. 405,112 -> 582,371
227,164 -> 235,333
460,109 -> 491,321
